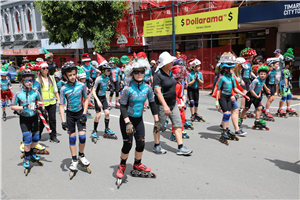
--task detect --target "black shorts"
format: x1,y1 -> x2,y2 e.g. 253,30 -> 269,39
95,96 -> 109,113
219,94 -> 232,113
242,78 -> 251,91
245,92 -> 262,109
119,115 -> 145,141
187,87 -> 199,102
86,79 -> 92,89
110,81 -> 120,91
264,84 -> 275,97
20,114 -> 39,133
66,109 -> 86,134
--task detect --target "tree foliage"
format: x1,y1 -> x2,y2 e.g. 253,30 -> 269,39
35,1 -> 128,52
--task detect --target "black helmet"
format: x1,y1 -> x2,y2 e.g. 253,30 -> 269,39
101,63 -> 111,70
18,69 -> 35,81
61,62 -> 77,76
284,56 -> 294,62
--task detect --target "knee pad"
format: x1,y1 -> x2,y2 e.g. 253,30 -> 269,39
189,101 -> 194,108
32,132 -> 40,143
280,96 -> 287,102
194,101 -> 199,107
287,94 -> 292,101
135,139 -> 145,153
121,140 -> 132,154
116,91 -> 119,97
79,134 -> 86,144
222,113 -> 231,122
110,91 -> 114,97
23,131 -> 32,145
69,136 -> 76,146
2,102 -> 6,108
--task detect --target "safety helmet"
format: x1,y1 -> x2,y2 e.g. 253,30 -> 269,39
18,69 -> 36,81
266,57 -> 279,66
124,52 -> 150,78
240,48 -> 257,58
284,56 -> 294,62
54,71 -> 62,79
173,58 -> 185,66
257,65 -> 270,74
100,63 -> 112,71
219,52 -> 236,64
188,59 -> 201,69
91,60 -> 99,68
61,62 -> 77,76
220,63 -> 236,69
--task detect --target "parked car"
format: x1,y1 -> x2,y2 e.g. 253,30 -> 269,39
7,66 -> 18,83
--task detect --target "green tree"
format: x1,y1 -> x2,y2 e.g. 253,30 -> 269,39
35,1 -> 128,53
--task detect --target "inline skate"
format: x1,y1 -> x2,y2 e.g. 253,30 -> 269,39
69,159 -> 78,180
169,134 -> 176,142
194,113 -> 206,122
88,102 -> 95,109
91,130 -> 98,144
184,120 -> 194,130
275,108 -> 288,118
239,108 -> 247,119
115,101 -> 120,109
226,128 -> 239,141
20,142 -> 49,159
252,119 -> 269,130
23,156 -> 31,176
246,111 -> 255,118
78,154 -> 92,174
86,112 -> 93,119
116,164 -> 127,188
130,163 -> 156,178
190,114 -> 195,125
182,131 -> 190,139
2,112 -> 6,121
286,108 -> 299,117
219,129 -> 230,145
261,109 -> 275,122
103,128 -> 118,139
238,118 -> 243,127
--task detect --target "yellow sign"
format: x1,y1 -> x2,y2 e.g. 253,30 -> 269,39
144,8 -> 239,37
218,33 -> 246,45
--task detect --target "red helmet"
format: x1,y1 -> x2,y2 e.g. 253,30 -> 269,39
31,64 -> 41,71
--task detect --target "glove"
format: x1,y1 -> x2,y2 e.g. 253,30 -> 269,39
255,97 -> 262,103
125,122 -> 136,136
38,106 -> 47,115
23,104 -> 29,110
285,87 -> 288,92
62,122 -> 68,131
153,121 -> 160,134
215,101 -> 219,107
79,114 -> 87,123
194,74 -> 198,80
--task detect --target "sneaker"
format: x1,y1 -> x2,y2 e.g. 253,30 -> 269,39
235,129 -> 247,136
152,144 -> 167,154
177,146 -> 193,155
182,131 -> 190,139
50,137 -> 60,143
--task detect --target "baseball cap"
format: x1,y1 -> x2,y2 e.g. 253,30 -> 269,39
273,49 -> 281,54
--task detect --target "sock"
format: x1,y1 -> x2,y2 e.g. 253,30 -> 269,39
30,148 -> 34,155
178,144 -> 183,149
78,152 -> 84,157
154,143 -> 160,147
134,159 -> 141,165
25,151 -> 31,158
287,107 -> 291,109
279,107 -> 282,109
266,109 -> 269,112
72,155 -> 77,161
94,122 -> 98,131
120,157 -> 127,165
105,118 -> 109,129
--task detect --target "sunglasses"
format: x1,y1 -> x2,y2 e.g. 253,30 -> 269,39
42,67 -> 49,70
105,69 -> 111,71
24,79 -> 34,83
133,70 -> 145,75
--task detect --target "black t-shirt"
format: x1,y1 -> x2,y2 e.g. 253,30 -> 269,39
153,68 -> 176,106
151,66 -> 157,77
47,61 -> 59,75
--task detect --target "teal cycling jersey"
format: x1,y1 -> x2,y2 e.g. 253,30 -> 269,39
56,80 -> 66,93
60,81 -> 87,112
242,63 -> 252,78
144,69 -> 152,82
218,74 -> 236,96
93,74 -> 110,97
0,79 -> 11,90
91,70 -> 98,79
188,71 -> 203,89
266,69 -> 277,85
120,80 -> 155,118
110,67 -> 122,82
82,64 -> 96,80
32,80 -> 42,95
12,87 -> 42,117
250,77 -> 265,95
279,69 -> 290,87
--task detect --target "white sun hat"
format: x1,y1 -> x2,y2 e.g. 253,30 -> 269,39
156,51 -> 176,72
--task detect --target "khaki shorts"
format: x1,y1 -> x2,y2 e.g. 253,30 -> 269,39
157,104 -> 182,129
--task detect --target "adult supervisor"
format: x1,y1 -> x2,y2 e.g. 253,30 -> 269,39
152,51 -> 192,155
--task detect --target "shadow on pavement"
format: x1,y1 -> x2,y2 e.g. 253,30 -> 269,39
206,125 -> 222,132
5,115 -> 17,120
144,141 -> 177,154
110,164 -> 133,188
198,132 -> 220,141
60,158 -> 72,172
265,158 -> 300,174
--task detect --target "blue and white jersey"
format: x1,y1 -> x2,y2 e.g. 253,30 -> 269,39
143,69 -> 152,83
188,71 -> 203,89
266,69 -> 277,85
250,77 -> 265,95
120,81 -> 154,118
0,79 -> 11,90
218,74 -> 236,96
110,67 -> 122,82
56,80 -> 66,92
32,80 -> 42,95
60,81 -> 87,112
82,64 -> 96,80
12,88 -> 42,117
93,74 -> 110,97
242,63 -> 252,78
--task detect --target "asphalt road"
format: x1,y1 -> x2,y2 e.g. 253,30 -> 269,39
1,84 -> 299,199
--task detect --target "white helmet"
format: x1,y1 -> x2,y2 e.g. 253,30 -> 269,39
91,60 -> 99,68
125,54 -> 151,78
219,52 -> 236,64
266,57 -> 279,66
77,71 -> 86,79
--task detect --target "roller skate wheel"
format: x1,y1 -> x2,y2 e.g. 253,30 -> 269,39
275,113 -> 278,117
271,118 -> 275,122
150,172 -> 157,178
24,169 -> 28,176
235,136 -> 239,141
289,113 -> 293,117
86,166 -> 92,174
20,154 -> 24,159
251,114 -> 254,118
69,172 -> 75,180
244,115 -> 247,119
202,119 -> 206,122
284,115 -> 288,118
296,113 -> 299,117
117,179 -> 122,188
92,138 -> 97,144
265,126 -> 270,131
191,127 -> 194,130
38,161 -> 43,166
252,126 -> 256,130
259,127 -> 263,130
45,150 -> 50,155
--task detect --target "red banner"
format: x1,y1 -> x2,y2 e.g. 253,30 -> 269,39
3,48 -> 40,55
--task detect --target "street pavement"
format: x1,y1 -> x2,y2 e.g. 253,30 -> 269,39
1,83 -> 299,199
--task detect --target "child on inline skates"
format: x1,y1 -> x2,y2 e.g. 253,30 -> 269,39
262,57 -> 280,121
239,65 -> 270,130
11,69 -> 45,175
215,53 -> 249,145
116,52 -> 159,188
276,48 -> 298,117
91,61 -> 117,142
187,58 -> 205,123
0,64 -> 13,121
59,62 -> 91,179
